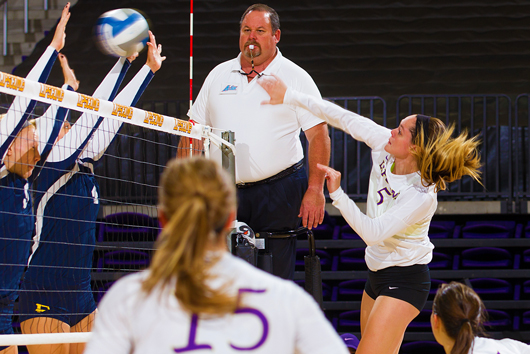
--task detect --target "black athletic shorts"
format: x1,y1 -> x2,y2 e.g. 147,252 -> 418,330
364,264 -> 431,311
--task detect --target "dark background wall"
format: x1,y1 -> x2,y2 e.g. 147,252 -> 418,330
13,0 -> 530,112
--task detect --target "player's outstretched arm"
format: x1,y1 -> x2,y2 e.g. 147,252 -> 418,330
50,2 -> 71,52
145,31 -> 166,73
59,53 -> 79,91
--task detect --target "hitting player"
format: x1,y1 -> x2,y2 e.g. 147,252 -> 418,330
84,157 -> 349,354
18,31 -> 165,354
258,75 -> 482,354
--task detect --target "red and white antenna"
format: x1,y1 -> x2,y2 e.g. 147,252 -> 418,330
189,0 -> 194,156
189,0 -> 194,109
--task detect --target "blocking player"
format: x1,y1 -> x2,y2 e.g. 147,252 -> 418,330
0,5 -> 71,354
18,31 -> 165,354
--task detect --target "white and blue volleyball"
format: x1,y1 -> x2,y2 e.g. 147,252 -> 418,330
95,8 -> 149,57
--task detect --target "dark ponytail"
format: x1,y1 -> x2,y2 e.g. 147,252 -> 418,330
433,282 -> 487,354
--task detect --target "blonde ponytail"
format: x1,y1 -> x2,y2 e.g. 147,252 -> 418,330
411,117 -> 482,192
142,157 -> 238,315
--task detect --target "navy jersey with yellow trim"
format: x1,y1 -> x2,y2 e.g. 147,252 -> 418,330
0,46 -> 57,300
0,173 -> 33,299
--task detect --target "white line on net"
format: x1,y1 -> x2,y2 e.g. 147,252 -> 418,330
0,332 -> 92,346
0,70 -> 237,156
0,71 -> 202,139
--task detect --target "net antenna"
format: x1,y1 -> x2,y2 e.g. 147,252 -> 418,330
188,0 -> 194,156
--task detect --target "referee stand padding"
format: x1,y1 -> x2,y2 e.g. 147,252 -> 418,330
232,227 -> 323,306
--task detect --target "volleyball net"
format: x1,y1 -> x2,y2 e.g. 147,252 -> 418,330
0,71 -> 235,347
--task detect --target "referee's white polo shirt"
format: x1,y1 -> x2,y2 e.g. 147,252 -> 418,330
189,49 -> 324,184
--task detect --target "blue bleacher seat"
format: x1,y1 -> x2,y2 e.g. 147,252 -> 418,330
484,309 -> 514,331
338,248 -> 366,271
461,220 -> 520,238
469,278 -> 516,300
294,280 -> 333,301
429,252 -> 453,270
97,249 -> 151,272
98,212 -> 160,242
334,310 -> 361,332
407,309 -> 433,332
522,280 -> 530,300
522,311 -> 530,330
428,220 -> 459,239
460,247 -> 518,269
340,225 -> 361,240
336,279 -> 366,301
522,249 -> 530,269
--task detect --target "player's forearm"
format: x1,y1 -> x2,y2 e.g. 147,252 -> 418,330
306,124 -> 330,191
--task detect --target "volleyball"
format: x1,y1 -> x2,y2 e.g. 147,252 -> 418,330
95,8 -> 149,57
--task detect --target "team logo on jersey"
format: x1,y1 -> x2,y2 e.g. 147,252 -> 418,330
173,119 -> 192,134
39,84 -> 64,102
35,303 -> 50,313
23,182 -> 29,209
111,103 -> 133,120
92,185 -> 99,204
376,157 -> 400,205
0,72 -> 25,92
144,111 -> 164,127
77,93 -> 100,112
221,84 -> 238,94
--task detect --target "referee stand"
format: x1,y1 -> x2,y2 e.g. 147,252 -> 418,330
231,226 -> 324,307
220,130 -> 323,306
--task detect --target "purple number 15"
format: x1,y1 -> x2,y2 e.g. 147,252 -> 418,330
174,289 -> 269,352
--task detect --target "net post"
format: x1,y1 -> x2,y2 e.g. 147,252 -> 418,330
221,130 -> 235,183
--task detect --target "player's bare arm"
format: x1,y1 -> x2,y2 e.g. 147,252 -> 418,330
300,122 -> 329,229
50,2 -> 71,52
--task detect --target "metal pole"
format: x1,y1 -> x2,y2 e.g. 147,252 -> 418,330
221,131 -> 236,183
3,2 -> 7,56
24,0 -> 28,33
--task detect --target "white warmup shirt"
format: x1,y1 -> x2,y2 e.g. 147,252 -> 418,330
469,336 -> 530,353
284,88 -> 436,271
189,49 -> 324,183
84,253 -> 349,354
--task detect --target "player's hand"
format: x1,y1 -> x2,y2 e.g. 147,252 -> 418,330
258,74 -> 287,105
127,52 -> 139,63
146,31 -> 166,73
59,54 -> 79,91
299,186 -> 325,230
50,2 -> 71,51
317,163 -> 341,194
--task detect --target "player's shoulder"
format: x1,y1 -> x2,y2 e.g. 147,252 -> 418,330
472,336 -> 530,353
